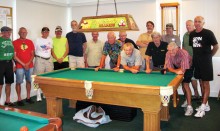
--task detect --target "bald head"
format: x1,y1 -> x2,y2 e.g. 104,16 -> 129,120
194,16 -> 205,23
107,31 -> 115,38
194,16 -> 205,32
107,31 -> 116,44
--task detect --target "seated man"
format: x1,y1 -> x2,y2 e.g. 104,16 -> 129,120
164,42 -> 194,116
145,31 -> 168,73
95,31 -> 122,72
121,43 -> 143,74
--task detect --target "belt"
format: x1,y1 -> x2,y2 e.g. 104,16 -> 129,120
35,55 -> 50,60
154,65 -> 164,68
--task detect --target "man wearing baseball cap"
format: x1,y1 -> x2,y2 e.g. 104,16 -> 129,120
34,27 -> 53,101
161,23 -> 181,47
52,26 -> 69,70
0,26 -> 15,106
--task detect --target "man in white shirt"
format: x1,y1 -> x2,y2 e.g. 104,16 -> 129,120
34,27 -> 53,101
85,32 -> 104,68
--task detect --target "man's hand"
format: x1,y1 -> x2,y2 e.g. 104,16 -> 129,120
57,58 -> 64,64
113,67 -> 120,72
145,68 -> 152,74
130,69 -> 139,74
175,70 -> 184,75
95,67 -> 101,71
13,66 -> 16,72
160,69 -> 167,75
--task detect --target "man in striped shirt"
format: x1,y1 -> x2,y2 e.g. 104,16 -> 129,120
164,42 -> 194,116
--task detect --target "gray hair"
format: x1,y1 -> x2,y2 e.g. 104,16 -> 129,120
168,42 -> 178,49
151,31 -> 161,38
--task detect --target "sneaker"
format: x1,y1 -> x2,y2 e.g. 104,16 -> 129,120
185,106 -> 193,116
17,101 -> 25,106
26,98 -> 34,104
37,96 -> 42,102
181,100 -> 187,108
5,102 -> 15,106
195,104 -> 210,112
194,109 -> 205,118
37,89 -> 42,102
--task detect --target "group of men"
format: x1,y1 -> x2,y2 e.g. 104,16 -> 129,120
0,15 -> 219,118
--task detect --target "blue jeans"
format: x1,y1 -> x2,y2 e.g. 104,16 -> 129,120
16,68 -> 33,84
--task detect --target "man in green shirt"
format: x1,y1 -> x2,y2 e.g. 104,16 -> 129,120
181,20 -> 201,111
0,26 -> 14,106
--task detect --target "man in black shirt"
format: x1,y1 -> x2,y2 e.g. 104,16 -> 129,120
189,16 -> 219,118
145,31 -> 168,73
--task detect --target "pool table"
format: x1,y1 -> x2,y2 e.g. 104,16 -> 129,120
33,68 -> 183,131
0,105 -> 62,131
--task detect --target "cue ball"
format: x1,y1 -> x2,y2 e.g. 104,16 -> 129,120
20,126 -> 29,131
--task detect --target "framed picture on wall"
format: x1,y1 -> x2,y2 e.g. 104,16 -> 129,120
0,6 -> 13,39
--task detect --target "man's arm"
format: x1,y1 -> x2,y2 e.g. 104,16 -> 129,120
95,55 -> 107,71
136,41 -> 148,47
83,42 -> 87,63
211,44 -> 219,56
25,50 -> 35,68
63,41 -> 69,59
167,67 -> 184,75
122,64 -> 140,73
113,55 -> 121,72
145,55 -> 152,73
51,48 -> 58,61
14,52 -> 25,67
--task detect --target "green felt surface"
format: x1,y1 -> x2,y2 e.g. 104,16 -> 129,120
0,109 -> 49,131
39,68 -> 177,86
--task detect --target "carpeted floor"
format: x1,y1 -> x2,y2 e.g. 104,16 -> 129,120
17,96 -> 220,131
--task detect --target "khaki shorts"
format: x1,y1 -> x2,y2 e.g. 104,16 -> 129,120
69,55 -> 85,68
33,57 -> 53,75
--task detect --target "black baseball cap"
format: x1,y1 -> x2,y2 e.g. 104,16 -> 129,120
41,27 -> 50,32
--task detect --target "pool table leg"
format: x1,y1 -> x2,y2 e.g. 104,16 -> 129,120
46,97 -> 63,117
142,110 -> 160,131
160,106 -> 169,121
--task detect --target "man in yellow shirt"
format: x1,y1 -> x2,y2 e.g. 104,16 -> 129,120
52,26 -> 69,70
136,21 -> 154,70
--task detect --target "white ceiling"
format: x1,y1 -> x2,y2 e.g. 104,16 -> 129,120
31,0 -> 145,7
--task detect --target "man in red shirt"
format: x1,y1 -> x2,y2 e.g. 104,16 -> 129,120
13,27 -> 35,106
164,42 -> 194,116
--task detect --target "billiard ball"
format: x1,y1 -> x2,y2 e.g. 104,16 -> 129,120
20,126 -> 28,131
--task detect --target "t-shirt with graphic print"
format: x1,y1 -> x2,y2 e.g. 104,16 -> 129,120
0,37 -> 14,60
13,38 -> 35,68
189,28 -> 218,56
34,37 -> 53,58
